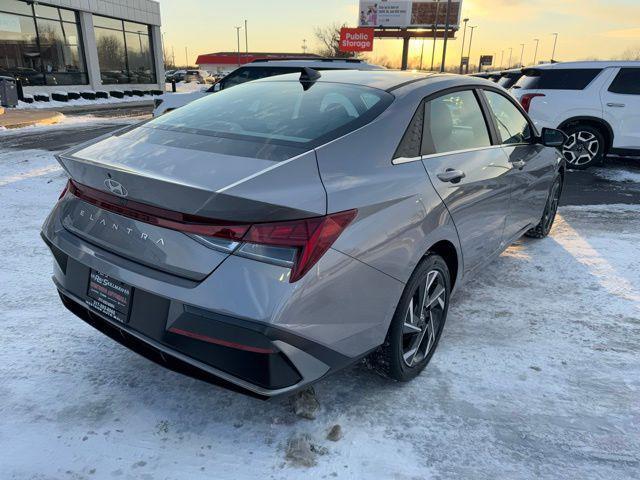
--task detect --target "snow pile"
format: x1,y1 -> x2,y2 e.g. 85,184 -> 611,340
593,166 -> 640,184
0,139 -> 638,479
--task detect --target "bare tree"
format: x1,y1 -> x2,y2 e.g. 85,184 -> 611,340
620,45 -> 640,60
314,23 -> 354,58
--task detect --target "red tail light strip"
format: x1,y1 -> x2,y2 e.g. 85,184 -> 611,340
168,327 -> 275,354
67,180 -> 249,240
63,180 -> 357,283
520,93 -> 545,113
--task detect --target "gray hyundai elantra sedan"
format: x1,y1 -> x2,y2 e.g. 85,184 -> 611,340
42,69 -> 566,398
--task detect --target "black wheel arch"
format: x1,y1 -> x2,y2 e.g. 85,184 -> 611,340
426,240 -> 459,290
557,116 -> 614,153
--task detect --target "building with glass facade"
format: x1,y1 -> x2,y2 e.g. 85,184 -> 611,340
0,0 -> 163,93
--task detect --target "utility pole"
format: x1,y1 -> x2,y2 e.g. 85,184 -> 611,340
440,0 -> 452,73
235,26 -> 242,66
245,19 -> 248,54
459,17 -> 469,74
302,39 -> 307,54
551,33 -> 559,62
508,47 -> 513,68
519,43 -> 525,67
185,46 -> 188,67
466,25 -> 476,74
500,50 -> 504,69
430,0 -> 441,71
533,38 -> 540,65
419,39 -> 425,70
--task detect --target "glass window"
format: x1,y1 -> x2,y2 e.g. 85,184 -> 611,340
0,2 -> 86,86
484,91 -> 532,145
514,68 -> 602,90
422,90 -> 491,155
497,73 -> 522,89
0,0 -> 32,16
393,104 -> 424,159
94,15 -> 156,84
59,8 -> 76,23
608,68 -> 640,95
148,81 -> 393,148
220,67 -> 300,90
34,4 -> 60,20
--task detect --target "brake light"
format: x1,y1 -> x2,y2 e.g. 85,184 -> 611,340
520,93 -> 545,113
243,210 -> 357,282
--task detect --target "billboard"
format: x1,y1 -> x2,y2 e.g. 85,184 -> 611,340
339,28 -> 375,52
358,0 -> 463,29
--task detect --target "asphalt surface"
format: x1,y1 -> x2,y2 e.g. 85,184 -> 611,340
2,119 -> 639,206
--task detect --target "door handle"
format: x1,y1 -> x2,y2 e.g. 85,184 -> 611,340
437,168 -> 466,184
607,102 -> 626,108
511,160 -> 526,170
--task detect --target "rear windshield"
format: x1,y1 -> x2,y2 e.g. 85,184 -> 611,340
148,80 -> 393,148
514,68 -> 602,90
497,73 -> 522,89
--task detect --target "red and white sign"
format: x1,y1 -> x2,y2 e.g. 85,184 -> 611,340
339,27 -> 375,52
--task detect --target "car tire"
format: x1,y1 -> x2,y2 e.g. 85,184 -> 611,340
525,174 -> 563,239
561,124 -> 605,169
372,254 -> 451,382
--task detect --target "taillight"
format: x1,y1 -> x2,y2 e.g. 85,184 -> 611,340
520,93 -> 545,113
241,210 -> 357,282
66,180 -> 356,283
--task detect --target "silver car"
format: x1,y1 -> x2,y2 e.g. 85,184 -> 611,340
42,70 -> 566,398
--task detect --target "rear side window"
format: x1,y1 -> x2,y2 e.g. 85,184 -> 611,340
149,81 -> 393,149
484,91 -> 532,144
421,90 -> 491,155
608,68 -> 640,95
219,67 -> 301,90
497,73 -> 522,89
514,68 -> 602,90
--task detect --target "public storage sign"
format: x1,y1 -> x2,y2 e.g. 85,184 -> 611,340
339,27 -> 375,52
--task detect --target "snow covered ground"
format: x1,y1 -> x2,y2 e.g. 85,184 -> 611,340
1,144 -> 639,479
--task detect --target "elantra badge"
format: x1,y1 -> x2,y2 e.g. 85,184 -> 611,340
104,179 -> 128,197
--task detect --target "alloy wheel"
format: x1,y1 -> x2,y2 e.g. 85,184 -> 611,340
402,270 -> 446,367
562,131 -> 600,166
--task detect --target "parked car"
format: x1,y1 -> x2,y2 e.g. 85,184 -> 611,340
496,68 -> 524,90
470,71 -> 501,82
164,70 -> 176,81
184,69 -> 210,83
43,70 -> 566,398
153,58 -> 384,116
511,61 -> 640,168
169,69 -> 186,82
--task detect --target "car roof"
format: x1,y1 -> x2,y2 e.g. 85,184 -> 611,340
255,69 -> 492,92
243,59 -> 385,70
526,61 -> 640,70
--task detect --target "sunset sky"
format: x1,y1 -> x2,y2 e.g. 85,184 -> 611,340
157,0 -> 640,69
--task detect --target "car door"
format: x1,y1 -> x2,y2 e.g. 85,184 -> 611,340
601,67 -> 640,151
482,89 -> 557,243
419,89 -> 512,273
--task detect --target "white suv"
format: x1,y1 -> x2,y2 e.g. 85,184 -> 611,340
153,58 -> 384,117
511,61 -> 640,169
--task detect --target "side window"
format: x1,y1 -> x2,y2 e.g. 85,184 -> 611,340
608,68 -> 640,95
393,103 -> 424,159
422,90 -> 491,155
220,68 -> 250,89
484,91 -> 532,145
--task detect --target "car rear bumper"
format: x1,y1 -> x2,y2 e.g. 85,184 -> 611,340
43,234 -> 357,399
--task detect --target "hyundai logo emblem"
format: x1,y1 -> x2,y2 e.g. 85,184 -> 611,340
104,179 -> 128,197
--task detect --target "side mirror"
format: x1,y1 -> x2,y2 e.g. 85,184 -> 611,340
540,127 -> 567,148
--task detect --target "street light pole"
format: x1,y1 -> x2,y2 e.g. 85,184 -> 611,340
459,18 -> 469,74
533,38 -> 539,65
440,0 -> 453,73
302,39 -> 307,54
500,50 -> 504,69
245,19 -> 248,54
519,43 -> 525,67
419,39 -> 425,70
508,47 -> 513,68
235,26 -> 242,66
430,0 -> 441,71
551,33 -> 559,62
466,25 -> 476,74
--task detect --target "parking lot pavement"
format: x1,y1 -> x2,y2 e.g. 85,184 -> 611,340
0,129 -> 639,479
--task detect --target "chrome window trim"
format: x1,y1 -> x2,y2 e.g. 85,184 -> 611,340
392,145 -> 505,165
